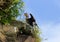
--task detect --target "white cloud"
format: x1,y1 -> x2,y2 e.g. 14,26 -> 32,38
40,22 -> 60,42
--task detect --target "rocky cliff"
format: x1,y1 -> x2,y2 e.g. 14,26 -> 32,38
0,20 -> 35,42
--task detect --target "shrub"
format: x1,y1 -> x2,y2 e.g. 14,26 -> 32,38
0,0 -> 24,24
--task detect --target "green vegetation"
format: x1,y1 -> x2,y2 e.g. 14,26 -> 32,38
32,26 -> 42,42
0,0 -> 24,24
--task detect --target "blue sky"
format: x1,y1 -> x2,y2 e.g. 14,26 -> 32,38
23,0 -> 60,42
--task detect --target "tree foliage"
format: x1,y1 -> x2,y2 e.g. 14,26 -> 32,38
0,0 -> 24,24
